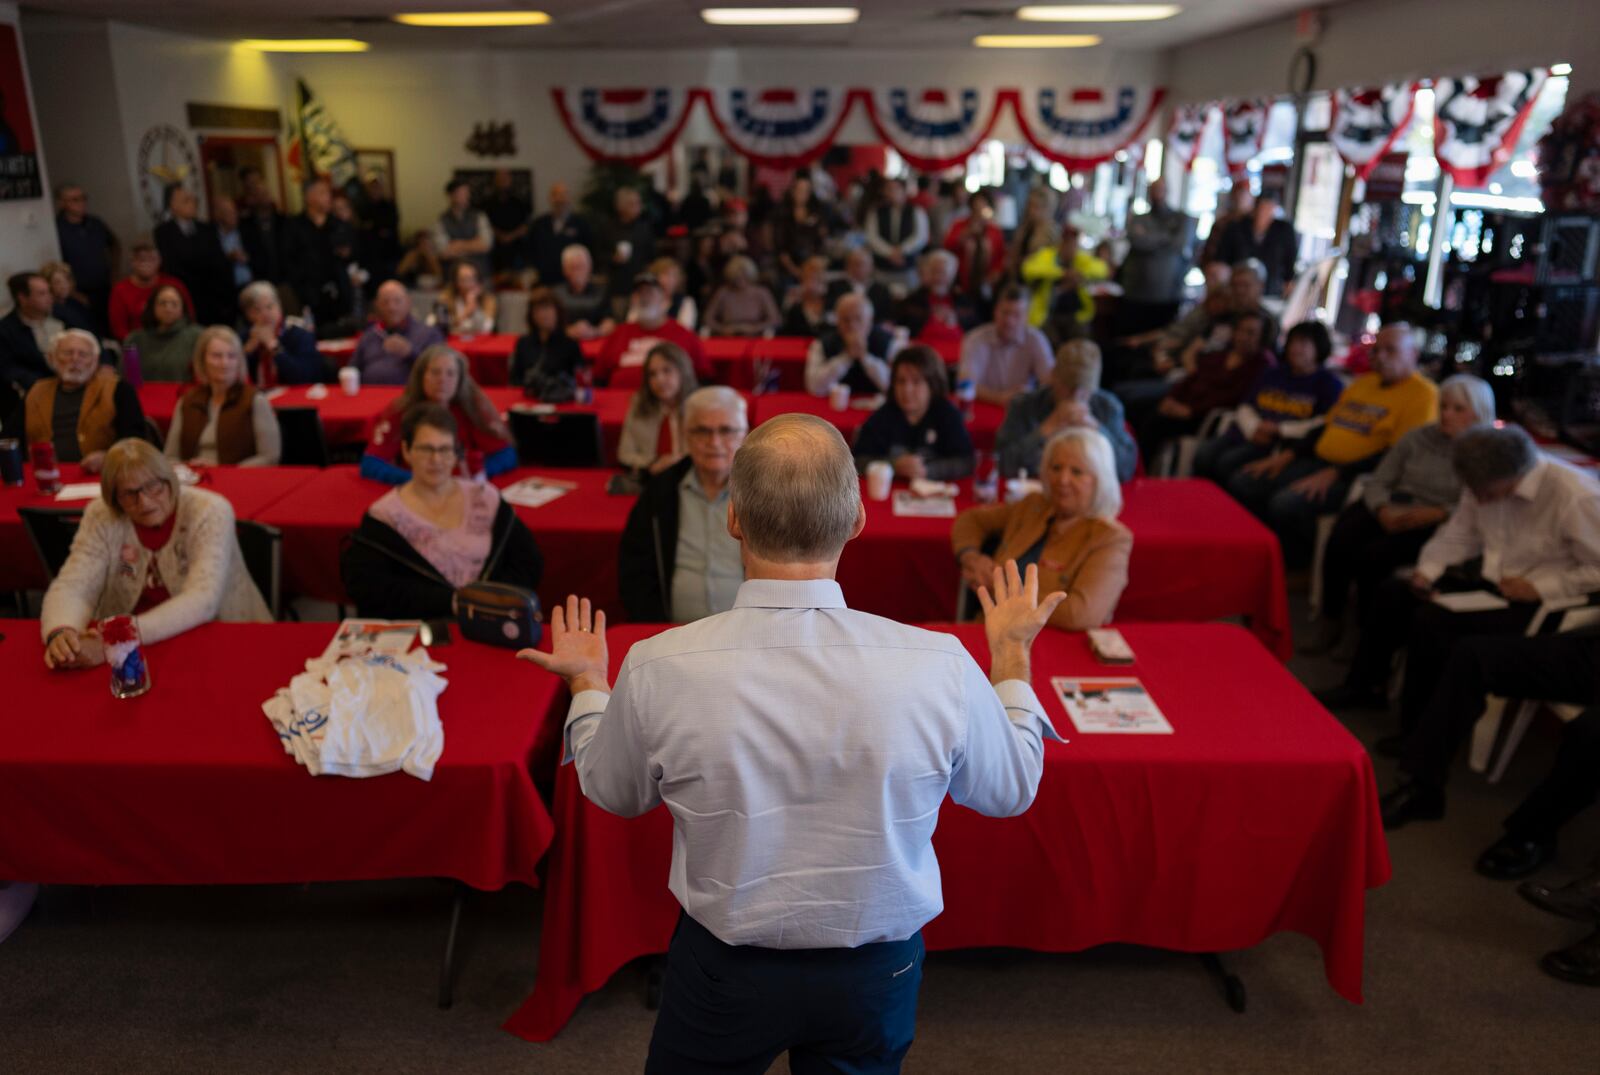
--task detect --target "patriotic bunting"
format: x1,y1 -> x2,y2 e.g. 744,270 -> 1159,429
1166,102 -> 1213,172
1433,70 -> 1548,187
701,87 -> 855,168
866,88 -> 1005,171
1222,99 -> 1270,177
1011,86 -> 1166,169
551,87 -> 696,165
1330,83 -> 1418,180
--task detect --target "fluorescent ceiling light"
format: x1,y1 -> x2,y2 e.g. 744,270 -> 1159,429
1018,5 -> 1180,20
393,11 -> 551,27
974,34 -> 1101,47
701,8 -> 859,25
240,38 -> 370,52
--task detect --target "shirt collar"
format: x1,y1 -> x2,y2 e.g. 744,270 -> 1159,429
681,466 -> 729,503
733,578 -> 847,610
1512,461 -> 1546,502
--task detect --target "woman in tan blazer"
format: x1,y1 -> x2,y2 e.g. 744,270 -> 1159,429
952,427 -> 1132,630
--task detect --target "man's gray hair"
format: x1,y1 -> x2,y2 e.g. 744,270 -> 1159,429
1231,258 -> 1267,283
239,280 -> 278,313
684,385 -> 748,427
48,328 -> 101,363
1438,373 -> 1496,427
833,290 -> 872,322
560,244 -> 591,266
1453,424 -> 1537,493
1043,428 -> 1123,520
731,414 -> 860,562
921,249 -> 957,272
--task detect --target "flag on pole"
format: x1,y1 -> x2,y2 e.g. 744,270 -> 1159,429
291,78 -> 358,191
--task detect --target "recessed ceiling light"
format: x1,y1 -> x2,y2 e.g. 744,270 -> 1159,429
1018,5 -> 1180,21
974,34 -> 1101,48
701,7 -> 860,25
239,39 -> 370,52
393,11 -> 552,27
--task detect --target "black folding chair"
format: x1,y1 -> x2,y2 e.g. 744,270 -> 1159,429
17,506 -> 84,580
276,407 -> 330,467
141,416 -> 164,448
235,519 -> 285,620
509,410 -> 604,468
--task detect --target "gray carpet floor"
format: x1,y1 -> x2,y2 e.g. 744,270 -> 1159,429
2,593 -> 1597,1073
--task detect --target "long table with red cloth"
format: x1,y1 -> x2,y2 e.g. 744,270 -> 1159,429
749,391 -> 1005,452
0,620 -> 558,890
503,621 -> 1391,1041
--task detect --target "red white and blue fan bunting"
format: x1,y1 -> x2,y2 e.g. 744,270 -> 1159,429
1222,99 -> 1270,176
702,87 -> 855,168
1166,102 -> 1212,172
1012,86 -> 1165,169
552,87 -> 696,165
1330,82 -> 1418,180
866,88 -> 1005,171
1433,70 -> 1548,186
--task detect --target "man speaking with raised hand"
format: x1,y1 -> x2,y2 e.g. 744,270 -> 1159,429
521,413 -> 1065,1074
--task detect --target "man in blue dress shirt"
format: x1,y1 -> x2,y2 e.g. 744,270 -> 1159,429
522,413 -> 1066,1073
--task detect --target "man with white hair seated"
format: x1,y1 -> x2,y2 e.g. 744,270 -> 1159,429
618,386 -> 749,622
552,244 -> 613,341
804,292 -> 894,397
23,329 -> 146,473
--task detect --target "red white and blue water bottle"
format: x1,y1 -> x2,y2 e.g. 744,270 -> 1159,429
101,615 -> 152,699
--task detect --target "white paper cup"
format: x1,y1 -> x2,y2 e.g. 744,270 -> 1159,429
829,383 -> 851,411
866,461 -> 893,501
338,367 -> 360,395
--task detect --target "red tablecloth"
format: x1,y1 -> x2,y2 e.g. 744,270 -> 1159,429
0,620 -> 558,890
748,392 -> 1004,452
503,621 -> 1390,1041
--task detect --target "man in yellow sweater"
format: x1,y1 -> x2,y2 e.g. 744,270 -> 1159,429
1225,322 -> 1438,565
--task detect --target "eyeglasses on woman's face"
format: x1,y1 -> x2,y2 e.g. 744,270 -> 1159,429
115,476 -> 170,506
407,443 -> 458,459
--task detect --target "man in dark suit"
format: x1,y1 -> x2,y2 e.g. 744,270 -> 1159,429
237,166 -> 285,285
281,177 -> 356,338
1,272 -> 58,433
529,181 -> 593,287
154,185 -> 234,326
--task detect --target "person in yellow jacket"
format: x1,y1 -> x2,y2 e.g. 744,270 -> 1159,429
1022,224 -> 1110,344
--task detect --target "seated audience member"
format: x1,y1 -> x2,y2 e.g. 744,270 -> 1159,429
124,284 -> 203,383
864,175 -> 929,290
342,404 -> 542,620
25,330 -> 145,472
1193,320 -> 1343,484
897,249 -> 977,346
41,261 -> 94,334
825,247 -> 896,321
433,259 -> 496,336
107,242 -> 194,343
942,188 -> 1006,304
1226,322 -> 1437,566
1114,259 -> 1276,400
781,255 -> 832,337
552,244 -> 614,340
594,273 -> 711,389
361,344 -> 515,484
1,273 -> 61,409
618,386 -> 749,622
618,342 -> 697,477
1021,222 -> 1110,344
958,284 -> 1054,407
1135,310 -> 1275,461
996,340 -> 1137,482
853,345 -> 974,482
510,287 -> 583,392
163,327 -> 281,467
238,281 -> 328,385
1323,425 -> 1600,735
1377,631 -> 1600,881
951,427 -> 1132,630
1116,263 -> 1232,381
432,178 -> 493,282
805,293 -> 893,397
41,437 -> 271,670
1304,373 -> 1495,653
395,229 -> 445,289
703,255 -> 780,337
351,280 -> 444,386
628,256 -> 697,331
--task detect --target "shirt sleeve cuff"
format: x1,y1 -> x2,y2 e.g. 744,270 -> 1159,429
994,678 -> 1065,742
561,688 -> 613,764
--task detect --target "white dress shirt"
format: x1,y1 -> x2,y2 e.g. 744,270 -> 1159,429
563,578 -> 1060,949
1417,458 -> 1600,600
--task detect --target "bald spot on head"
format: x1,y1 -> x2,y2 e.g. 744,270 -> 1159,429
731,414 -> 861,562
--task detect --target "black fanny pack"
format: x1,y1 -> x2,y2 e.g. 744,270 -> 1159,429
456,581 -> 542,648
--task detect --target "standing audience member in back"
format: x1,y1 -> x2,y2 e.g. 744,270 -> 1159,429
42,261 -> 95,334
53,183 -> 118,334
618,342 -> 698,478
853,345 -> 975,482
211,196 -> 254,297
1214,192 -> 1299,295
781,255 -> 833,337
1305,373 -> 1495,653
1226,322 -> 1437,565
703,256 -> 780,337
362,344 -> 514,484
124,285 -> 202,383
1006,186 -> 1059,282
958,284 -> 1054,407
606,186 -> 657,298
154,185 -> 234,328
553,244 -> 614,340
434,260 -> 496,336
826,247 -> 896,323
351,280 -> 444,386
238,281 -> 328,386
806,293 -> 893,397
996,340 -> 1138,482
1022,222 -> 1109,345
282,177 -> 356,338
865,176 -> 928,290
510,287 -> 584,393
342,404 -> 542,620
529,181 -> 593,287
594,273 -> 710,389
164,326 -> 281,467
484,168 -> 531,277
357,173 -> 403,291
25,330 -> 145,472
107,242 -> 194,343
943,189 -> 1006,308
433,178 -> 492,282
898,250 -> 976,346
1116,178 -> 1195,337
1,272 -> 61,417
773,173 -> 830,291
617,386 -> 749,622
237,166 -> 286,285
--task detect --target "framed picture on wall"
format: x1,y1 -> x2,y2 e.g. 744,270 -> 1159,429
0,24 -> 43,201
355,148 -> 397,200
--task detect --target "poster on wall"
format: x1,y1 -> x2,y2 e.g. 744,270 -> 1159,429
0,25 -> 43,201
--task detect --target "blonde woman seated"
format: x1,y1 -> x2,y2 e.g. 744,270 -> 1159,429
951,427 -> 1132,630
41,438 -> 271,669
25,329 -> 147,474
434,260 -> 497,336
617,341 -> 698,477
163,326 -> 282,466
702,255 -> 780,337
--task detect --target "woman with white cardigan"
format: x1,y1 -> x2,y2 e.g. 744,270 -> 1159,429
40,438 -> 271,670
